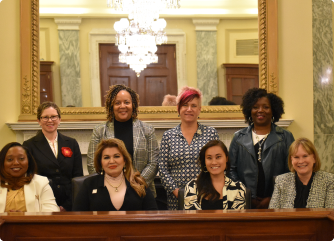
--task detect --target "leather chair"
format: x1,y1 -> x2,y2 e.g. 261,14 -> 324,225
177,187 -> 252,210
177,188 -> 185,210
244,188 -> 251,209
72,173 -> 98,206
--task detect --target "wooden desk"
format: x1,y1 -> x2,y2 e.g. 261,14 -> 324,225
0,209 -> 333,241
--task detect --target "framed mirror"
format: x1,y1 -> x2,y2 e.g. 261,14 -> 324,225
19,0 -> 278,121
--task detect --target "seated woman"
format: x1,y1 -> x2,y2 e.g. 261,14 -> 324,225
269,138 -> 334,209
184,140 -> 246,210
0,142 -> 59,212
73,139 -> 158,211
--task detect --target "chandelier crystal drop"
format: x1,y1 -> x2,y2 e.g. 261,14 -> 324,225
108,0 -> 180,77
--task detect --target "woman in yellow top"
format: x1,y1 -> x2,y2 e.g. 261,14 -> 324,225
0,142 -> 59,212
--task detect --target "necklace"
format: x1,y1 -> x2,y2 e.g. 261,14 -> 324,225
253,129 -> 269,162
105,174 -> 124,192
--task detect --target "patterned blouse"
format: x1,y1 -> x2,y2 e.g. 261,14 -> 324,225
184,176 -> 246,210
158,123 -> 219,210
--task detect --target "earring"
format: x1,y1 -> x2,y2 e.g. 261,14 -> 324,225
178,115 -> 180,117
198,116 -> 200,119
271,116 -> 275,123
249,116 -> 253,124
203,166 -> 208,173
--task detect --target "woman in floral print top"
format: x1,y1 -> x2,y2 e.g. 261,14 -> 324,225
158,87 -> 219,210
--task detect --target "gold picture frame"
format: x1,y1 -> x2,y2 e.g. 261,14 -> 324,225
19,0 -> 278,121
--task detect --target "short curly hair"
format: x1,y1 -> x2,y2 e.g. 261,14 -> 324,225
241,88 -> 284,125
104,85 -> 140,122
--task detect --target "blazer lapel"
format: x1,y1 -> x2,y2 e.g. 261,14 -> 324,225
0,187 -> 7,212
105,121 -> 115,139
24,179 -> 38,212
283,173 -> 297,208
34,131 -> 59,166
263,124 -> 282,152
237,126 -> 256,160
57,132 -> 66,164
132,119 -> 141,166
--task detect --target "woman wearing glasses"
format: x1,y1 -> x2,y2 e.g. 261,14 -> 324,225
23,101 -> 83,211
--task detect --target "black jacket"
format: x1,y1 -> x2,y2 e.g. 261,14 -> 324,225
228,123 -> 295,198
72,174 -> 158,211
23,131 -> 83,210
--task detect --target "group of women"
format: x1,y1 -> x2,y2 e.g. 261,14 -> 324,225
0,84 -> 333,213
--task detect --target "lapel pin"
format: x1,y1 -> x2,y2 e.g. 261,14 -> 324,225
92,189 -> 97,194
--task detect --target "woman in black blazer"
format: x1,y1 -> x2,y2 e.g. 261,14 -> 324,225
73,138 -> 157,211
23,102 -> 83,211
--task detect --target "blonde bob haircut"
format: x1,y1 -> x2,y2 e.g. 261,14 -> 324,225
94,138 -> 148,197
288,137 -> 321,173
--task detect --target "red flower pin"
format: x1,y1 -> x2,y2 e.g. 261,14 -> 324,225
61,147 -> 73,158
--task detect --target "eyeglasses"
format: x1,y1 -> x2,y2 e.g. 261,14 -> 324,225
40,115 -> 59,122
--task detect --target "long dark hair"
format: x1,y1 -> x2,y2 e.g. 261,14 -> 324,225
0,142 -> 37,189
196,140 -> 229,202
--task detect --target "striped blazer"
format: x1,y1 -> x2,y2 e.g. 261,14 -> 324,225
184,176 -> 246,210
87,119 -> 159,196
269,171 -> 334,209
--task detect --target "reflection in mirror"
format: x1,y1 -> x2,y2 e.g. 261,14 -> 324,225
39,0 -> 258,107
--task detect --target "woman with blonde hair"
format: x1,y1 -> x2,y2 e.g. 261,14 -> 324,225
269,138 -> 334,209
73,139 -> 158,211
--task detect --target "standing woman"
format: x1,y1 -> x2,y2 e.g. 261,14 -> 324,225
158,86 -> 219,210
228,88 -> 294,209
23,101 -> 83,211
87,85 -> 159,196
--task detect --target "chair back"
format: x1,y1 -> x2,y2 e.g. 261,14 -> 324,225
177,188 -> 185,210
244,188 -> 251,209
72,173 -> 98,206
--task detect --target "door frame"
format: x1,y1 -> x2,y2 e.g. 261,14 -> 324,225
89,28 -> 187,107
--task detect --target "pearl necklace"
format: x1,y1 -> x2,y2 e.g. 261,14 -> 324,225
253,129 -> 269,162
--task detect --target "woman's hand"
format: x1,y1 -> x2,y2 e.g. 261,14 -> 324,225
251,197 -> 271,209
173,188 -> 179,198
258,197 -> 271,209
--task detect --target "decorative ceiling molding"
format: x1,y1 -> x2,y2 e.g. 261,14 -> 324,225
192,19 -> 220,31
54,18 -> 82,30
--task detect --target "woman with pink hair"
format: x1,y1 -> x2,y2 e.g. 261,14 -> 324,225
158,86 -> 219,210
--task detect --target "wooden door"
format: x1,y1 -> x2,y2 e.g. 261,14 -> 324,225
223,64 -> 259,105
99,44 -> 177,106
40,61 -> 54,104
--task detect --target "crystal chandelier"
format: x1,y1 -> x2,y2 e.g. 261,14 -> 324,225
107,0 -> 180,77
